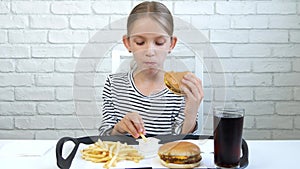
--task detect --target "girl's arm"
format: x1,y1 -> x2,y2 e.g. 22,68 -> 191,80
180,73 -> 204,134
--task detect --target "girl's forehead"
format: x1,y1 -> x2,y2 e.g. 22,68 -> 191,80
128,17 -> 169,37
129,33 -> 170,40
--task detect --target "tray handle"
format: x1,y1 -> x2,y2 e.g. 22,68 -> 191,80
56,137 -> 80,169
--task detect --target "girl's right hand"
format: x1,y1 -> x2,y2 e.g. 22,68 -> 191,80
112,112 -> 145,138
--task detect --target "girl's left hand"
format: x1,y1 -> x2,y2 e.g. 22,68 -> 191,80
180,72 -> 204,119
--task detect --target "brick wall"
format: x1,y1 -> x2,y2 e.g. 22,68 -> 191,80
0,0 -> 299,140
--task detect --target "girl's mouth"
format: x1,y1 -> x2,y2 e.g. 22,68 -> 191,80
144,62 -> 157,66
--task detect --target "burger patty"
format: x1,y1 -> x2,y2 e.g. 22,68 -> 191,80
159,154 -> 202,164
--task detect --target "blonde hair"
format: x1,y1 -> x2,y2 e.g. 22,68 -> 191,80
127,1 -> 174,36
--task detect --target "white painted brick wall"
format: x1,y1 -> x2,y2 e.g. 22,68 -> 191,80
15,87 -> 55,101
272,44 -> 300,57
70,16 -> 109,29
174,1 -> 214,15
232,44 -> 271,58
37,102 -> 75,115
256,116 -> 293,129
290,31 -> 300,43
0,117 -> 14,129
0,0 -> 300,140
51,1 -> 91,14
276,102 -> 300,115
191,16 -> 230,29
215,87 -> 253,101
15,116 -> 54,129
0,60 -> 14,72
0,102 -> 36,116
231,15 -> 268,29
0,16 -> 28,28
30,16 -> 68,29
0,30 -> 7,43
216,2 -> 256,15
252,60 -> 291,73
0,45 -> 30,58
210,30 -> 249,43
32,45 -> 73,58
16,59 -> 54,72
295,88 -> 300,100
269,16 -> 300,29
48,30 -> 89,44
235,74 -> 272,87
36,74 -> 74,87
274,73 -> 300,86
255,87 -> 293,101
9,30 -> 48,44
0,88 -> 14,101
92,1 -> 132,14
249,30 -> 289,43
0,73 -> 33,86
11,1 -> 50,14
256,2 -> 297,14
56,87 -> 74,101
0,2 -> 10,14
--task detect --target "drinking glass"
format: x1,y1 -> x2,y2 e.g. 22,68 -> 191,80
213,107 -> 245,168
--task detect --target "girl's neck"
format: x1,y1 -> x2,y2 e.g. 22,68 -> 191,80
133,68 -> 166,96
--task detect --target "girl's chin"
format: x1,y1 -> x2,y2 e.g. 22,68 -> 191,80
138,67 -> 163,74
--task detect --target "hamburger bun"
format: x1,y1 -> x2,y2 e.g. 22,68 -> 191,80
158,141 -> 202,168
164,71 -> 189,95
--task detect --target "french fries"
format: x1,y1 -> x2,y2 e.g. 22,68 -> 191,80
81,139 -> 144,169
139,133 -> 148,142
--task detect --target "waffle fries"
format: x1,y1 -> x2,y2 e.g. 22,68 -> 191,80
81,139 -> 144,168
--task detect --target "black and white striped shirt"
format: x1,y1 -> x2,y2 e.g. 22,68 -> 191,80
99,71 -> 187,136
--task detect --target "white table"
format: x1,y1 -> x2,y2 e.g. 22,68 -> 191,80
0,139 -> 299,169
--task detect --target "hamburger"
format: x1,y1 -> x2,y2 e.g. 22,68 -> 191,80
164,71 -> 189,95
158,141 -> 202,168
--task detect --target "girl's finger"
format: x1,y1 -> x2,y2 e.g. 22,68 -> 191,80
123,117 -> 140,138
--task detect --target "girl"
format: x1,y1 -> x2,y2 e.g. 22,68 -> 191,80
99,1 -> 204,138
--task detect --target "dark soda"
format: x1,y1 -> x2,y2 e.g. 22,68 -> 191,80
214,112 -> 244,168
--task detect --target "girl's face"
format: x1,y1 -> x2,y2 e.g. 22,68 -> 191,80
123,17 -> 177,73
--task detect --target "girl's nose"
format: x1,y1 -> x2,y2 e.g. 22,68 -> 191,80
145,43 -> 155,57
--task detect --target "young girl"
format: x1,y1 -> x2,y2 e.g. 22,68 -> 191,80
99,1 -> 204,138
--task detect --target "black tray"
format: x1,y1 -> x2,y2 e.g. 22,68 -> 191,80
56,134 -> 248,169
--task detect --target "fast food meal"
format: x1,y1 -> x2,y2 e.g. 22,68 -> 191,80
158,141 -> 202,168
81,139 -> 144,169
164,71 -> 189,95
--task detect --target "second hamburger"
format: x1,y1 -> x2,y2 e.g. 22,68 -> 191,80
158,141 -> 202,168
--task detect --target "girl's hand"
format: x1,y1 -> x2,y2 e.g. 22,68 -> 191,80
180,72 -> 204,132
112,112 -> 145,138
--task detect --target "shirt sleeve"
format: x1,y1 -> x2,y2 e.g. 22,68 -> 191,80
173,99 -> 185,134
98,76 -> 117,136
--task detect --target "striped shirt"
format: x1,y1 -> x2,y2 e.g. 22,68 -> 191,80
98,71 -> 188,136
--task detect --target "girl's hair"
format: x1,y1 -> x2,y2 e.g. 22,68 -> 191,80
127,1 -> 174,36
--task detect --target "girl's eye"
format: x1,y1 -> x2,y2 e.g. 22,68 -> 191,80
136,41 -> 145,45
155,42 -> 165,46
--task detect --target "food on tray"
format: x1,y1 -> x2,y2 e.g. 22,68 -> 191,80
158,141 -> 202,168
164,71 -> 189,95
81,139 -> 144,169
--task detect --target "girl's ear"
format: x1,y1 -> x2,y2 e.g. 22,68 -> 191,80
169,36 -> 177,51
122,35 -> 131,52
